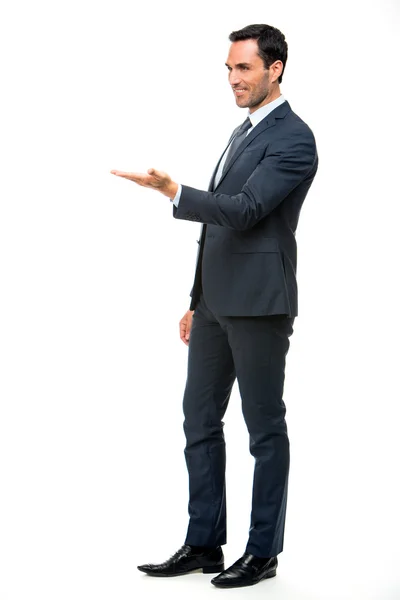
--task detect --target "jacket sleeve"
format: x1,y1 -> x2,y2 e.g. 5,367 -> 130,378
173,128 -> 317,231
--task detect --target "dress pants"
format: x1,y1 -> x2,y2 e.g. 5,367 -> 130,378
183,294 -> 294,558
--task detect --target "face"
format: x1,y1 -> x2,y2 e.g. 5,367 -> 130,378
226,39 -> 282,113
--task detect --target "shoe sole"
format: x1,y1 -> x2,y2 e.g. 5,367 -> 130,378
138,564 -> 225,577
211,569 -> 277,588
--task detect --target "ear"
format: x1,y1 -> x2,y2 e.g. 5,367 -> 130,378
270,60 -> 283,83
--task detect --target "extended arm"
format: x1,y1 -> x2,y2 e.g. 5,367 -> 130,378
111,129 -> 317,231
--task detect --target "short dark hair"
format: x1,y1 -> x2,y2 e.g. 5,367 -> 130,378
229,24 -> 288,84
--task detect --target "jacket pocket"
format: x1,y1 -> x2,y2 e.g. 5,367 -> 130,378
230,237 -> 279,254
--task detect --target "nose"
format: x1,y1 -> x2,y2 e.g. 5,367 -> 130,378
229,69 -> 241,87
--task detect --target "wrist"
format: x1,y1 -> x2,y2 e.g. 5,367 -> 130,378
162,181 -> 178,199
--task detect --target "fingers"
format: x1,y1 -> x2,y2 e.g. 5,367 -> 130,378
110,170 -> 134,177
179,311 -> 193,346
110,170 -> 148,184
179,315 -> 189,346
185,313 -> 192,343
111,169 -> 167,189
111,169 -> 156,179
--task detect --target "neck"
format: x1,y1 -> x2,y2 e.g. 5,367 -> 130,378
249,87 -> 281,114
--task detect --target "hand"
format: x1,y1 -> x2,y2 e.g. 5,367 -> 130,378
110,168 -> 178,199
179,310 -> 194,346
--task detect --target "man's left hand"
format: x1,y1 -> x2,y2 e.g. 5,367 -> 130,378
110,168 -> 178,199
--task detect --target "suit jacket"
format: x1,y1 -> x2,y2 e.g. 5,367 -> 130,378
173,101 -> 318,317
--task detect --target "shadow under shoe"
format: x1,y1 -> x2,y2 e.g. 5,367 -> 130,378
137,544 -> 224,577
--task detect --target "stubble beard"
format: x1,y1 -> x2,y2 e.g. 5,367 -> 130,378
246,84 -> 271,111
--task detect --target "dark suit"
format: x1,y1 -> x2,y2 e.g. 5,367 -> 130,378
173,101 -> 318,557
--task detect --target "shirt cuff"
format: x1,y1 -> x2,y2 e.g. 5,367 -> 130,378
172,184 -> 182,207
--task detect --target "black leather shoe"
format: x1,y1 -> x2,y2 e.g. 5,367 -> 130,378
137,544 -> 224,577
211,553 -> 277,588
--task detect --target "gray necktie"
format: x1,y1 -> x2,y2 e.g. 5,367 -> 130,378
222,117 -> 252,175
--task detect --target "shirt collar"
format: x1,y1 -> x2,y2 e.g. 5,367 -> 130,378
248,95 -> 286,129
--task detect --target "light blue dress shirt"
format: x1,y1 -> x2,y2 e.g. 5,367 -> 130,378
172,95 -> 286,207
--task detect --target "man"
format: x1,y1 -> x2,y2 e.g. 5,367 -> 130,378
111,23 -> 318,589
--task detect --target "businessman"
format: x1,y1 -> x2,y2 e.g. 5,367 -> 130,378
112,23 -> 318,588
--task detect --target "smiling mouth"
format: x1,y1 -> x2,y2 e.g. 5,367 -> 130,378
233,88 -> 247,95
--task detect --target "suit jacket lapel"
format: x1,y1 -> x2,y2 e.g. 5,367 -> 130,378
214,101 -> 291,190
208,127 -> 240,191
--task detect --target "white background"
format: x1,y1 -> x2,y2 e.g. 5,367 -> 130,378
1,1 -> 399,599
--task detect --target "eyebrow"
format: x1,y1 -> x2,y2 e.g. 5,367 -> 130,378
225,62 -> 252,69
